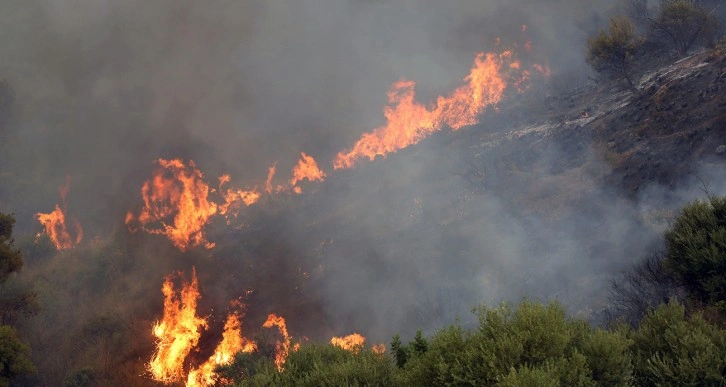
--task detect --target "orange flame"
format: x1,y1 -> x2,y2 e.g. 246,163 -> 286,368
334,51 -> 519,169
330,333 -> 366,352
289,152 -> 326,194
129,159 -> 266,250
262,313 -> 292,371
129,159 -> 218,251
372,343 -> 386,354
35,178 -> 82,250
218,174 -> 261,217
149,268 -> 208,383
186,312 -> 257,387
264,163 -> 285,194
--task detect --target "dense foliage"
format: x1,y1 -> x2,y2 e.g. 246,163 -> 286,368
664,196 -> 726,308
0,212 -> 35,385
218,300 -> 725,386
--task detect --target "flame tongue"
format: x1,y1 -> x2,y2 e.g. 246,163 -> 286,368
330,333 -> 366,352
263,313 -> 292,371
149,268 -> 208,383
35,177 -> 83,250
290,152 -> 327,194
218,174 -> 261,217
186,312 -> 256,387
334,51 -> 513,169
132,159 -> 219,251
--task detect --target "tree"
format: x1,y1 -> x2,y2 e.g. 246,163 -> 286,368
0,213 -> 22,284
398,301 -> 633,386
663,195 -> 726,308
0,212 -> 37,385
627,0 -> 655,31
606,251 -> 683,327
586,16 -> 643,89
0,325 -> 36,386
629,301 -> 726,385
649,0 -> 720,56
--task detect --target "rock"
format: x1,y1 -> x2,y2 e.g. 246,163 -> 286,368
716,145 -> 726,155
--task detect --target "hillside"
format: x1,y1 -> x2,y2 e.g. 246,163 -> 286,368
2,13 -> 726,387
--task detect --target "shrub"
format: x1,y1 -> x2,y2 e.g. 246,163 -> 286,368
586,16 -> 643,88
649,0 -> 721,55
664,196 -> 726,307
629,301 -> 726,386
0,325 -> 36,385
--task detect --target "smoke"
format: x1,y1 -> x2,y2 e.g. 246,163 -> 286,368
8,0 -> 726,380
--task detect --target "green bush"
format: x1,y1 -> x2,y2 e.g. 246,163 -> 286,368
629,301 -> 726,386
0,325 -> 36,386
586,16 -> 643,88
223,344 -> 396,386
664,196 -> 726,306
398,301 -> 633,386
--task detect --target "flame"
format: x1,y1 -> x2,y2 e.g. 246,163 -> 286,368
334,51 -> 515,169
35,178 -> 82,250
128,160 -> 267,250
533,63 -> 551,77
330,333 -> 366,352
129,159 -> 219,251
218,174 -> 261,217
264,163 -> 285,194
124,211 -> 137,233
186,313 -> 257,387
289,152 -> 326,194
149,268 -> 208,383
262,313 -> 292,371
372,343 -> 386,354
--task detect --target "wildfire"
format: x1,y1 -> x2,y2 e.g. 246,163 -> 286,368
334,51 -> 524,169
263,313 -> 292,371
186,313 -> 257,387
149,269 -> 208,383
330,333 -> 366,352
35,177 -> 83,250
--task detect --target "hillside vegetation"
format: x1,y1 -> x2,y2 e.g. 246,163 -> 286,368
1,1 -> 726,386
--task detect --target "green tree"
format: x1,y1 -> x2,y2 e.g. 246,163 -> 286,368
0,325 -> 36,386
663,195 -> 726,308
398,301 -> 633,386
606,251 -> 682,327
649,0 -> 720,56
629,300 -> 726,386
0,213 -> 22,283
586,16 -> 643,89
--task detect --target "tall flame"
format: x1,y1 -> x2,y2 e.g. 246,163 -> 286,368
35,177 -> 83,250
262,313 -> 292,371
128,159 -> 264,250
149,268 -> 208,383
130,159 -> 219,251
186,312 -> 257,387
334,51 -> 516,169
330,333 -> 366,352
